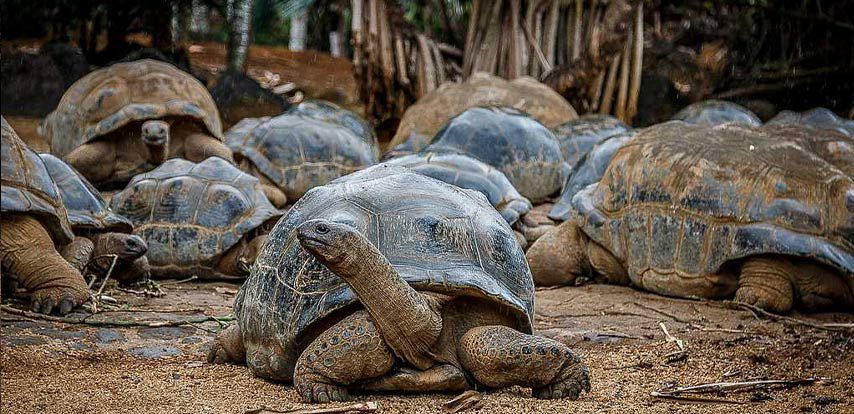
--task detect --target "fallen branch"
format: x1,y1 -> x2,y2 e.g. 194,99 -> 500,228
633,302 -> 691,323
726,301 -> 850,332
0,305 -> 233,328
652,378 -> 824,399
659,322 -> 687,362
443,390 -> 483,413
245,401 -> 378,414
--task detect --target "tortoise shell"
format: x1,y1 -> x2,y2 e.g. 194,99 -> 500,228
290,100 -> 379,158
1,117 -> 74,245
571,121 -> 853,284
383,152 -> 532,225
549,130 -> 638,221
42,59 -> 224,158
386,72 -> 578,157
552,114 -> 628,167
671,100 -> 761,127
225,108 -> 378,201
235,164 -> 534,380
765,108 -> 854,137
39,153 -> 133,233
424,106 -> 569,202
109,157 -> 283,278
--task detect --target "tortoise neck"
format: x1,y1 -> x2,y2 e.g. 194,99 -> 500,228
145,142 -> 169,165
322,233 -> 443,370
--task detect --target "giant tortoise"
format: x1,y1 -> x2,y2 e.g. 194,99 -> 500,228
423,106 -> 569,202
109,157 -> 284,280
527,121 -> 853,313
39,154 -> 150,283
225,101 -> 378,204
386,72 -> 577,158
549,130 -> 639,221
1,117 -> 88,314
208,165 -> 589,402
552,114 -> 628,167
383,152 -> 532,225
671,99 -> 762,127
41,59 -> 233,187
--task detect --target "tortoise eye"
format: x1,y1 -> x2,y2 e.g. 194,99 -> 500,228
316,223 -> 330,234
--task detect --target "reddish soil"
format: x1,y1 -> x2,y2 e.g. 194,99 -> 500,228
2,282 -> 852,414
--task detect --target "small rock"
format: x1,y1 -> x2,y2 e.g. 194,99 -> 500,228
181,336 -> 204,344
128,346 -> 181,358
68,342 -> 91,351
2,335 -> 48,347
93,328 -> 125,344
814,396 -> 838,406
35,327 -> 85,340
137,327 -> 195,340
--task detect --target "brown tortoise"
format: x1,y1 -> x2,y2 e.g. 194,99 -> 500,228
41,59 -> 233,186
1,118 -> 89,314
385,72 -> 577,158
527,121 -> 853,313
209,165 -> 590,402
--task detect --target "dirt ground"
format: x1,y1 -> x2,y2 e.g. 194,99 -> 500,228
2,281 -> 852,414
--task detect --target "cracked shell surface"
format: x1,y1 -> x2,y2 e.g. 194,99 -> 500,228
42,59 -> 223,158
1,117 -> 74,245
571,121 -> 853,286
235,164 -> 534,381
109,157 -> 283,278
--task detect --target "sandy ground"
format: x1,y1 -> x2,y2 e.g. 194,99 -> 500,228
2,281 -> 852,414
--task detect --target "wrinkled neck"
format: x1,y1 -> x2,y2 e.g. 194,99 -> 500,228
319,235 -> 443,370
145,142 -> 168,165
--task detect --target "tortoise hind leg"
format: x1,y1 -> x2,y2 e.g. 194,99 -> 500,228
735,256 -> 795,313
458,325 -> 590,400
790,260 -> 852,312
294,311 -> 394,403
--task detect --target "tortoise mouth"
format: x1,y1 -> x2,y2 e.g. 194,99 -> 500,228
143,135 -> 168,146
297,234 -> 330,251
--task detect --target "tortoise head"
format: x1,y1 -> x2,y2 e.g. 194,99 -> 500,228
297,219 -> 362,266
93,232 -> 149,261
141,120 -> 170,147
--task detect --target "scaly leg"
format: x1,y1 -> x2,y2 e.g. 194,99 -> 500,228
294,311 -> 394,403
208,324 -> 247,364
458,325 -> 590,400
184,133 -> 235,163
0,214 -> 89,314
735,256 -> 797,313
63,141 -> 116,185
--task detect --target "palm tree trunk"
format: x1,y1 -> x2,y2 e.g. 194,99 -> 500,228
226,0 -> 253,71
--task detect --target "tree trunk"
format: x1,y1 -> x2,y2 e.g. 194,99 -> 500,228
190,0 -> 210,35
289,10 -> 308,51
226,0 -> 253,71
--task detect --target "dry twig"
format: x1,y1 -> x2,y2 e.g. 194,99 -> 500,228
0,305 -> 233,328
651,377 -> 825,404
443,390 -> 483,413
726,301 -> 850,332
245,401 -> 378,414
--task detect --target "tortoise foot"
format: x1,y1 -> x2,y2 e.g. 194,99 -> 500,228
532,363 -> 590,400
298,381 -> 350,403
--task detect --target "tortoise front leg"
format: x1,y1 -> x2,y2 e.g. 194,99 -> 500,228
184,133 -> 235,163
294,311 -> 395,403
63,140 -> 116,184
0,214 -> 89,314
458,326 -> 590,400
208,324 -> 247,364
59,237 -> 95,273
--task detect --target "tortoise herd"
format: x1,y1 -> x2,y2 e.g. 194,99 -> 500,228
1,59 -> 851,403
